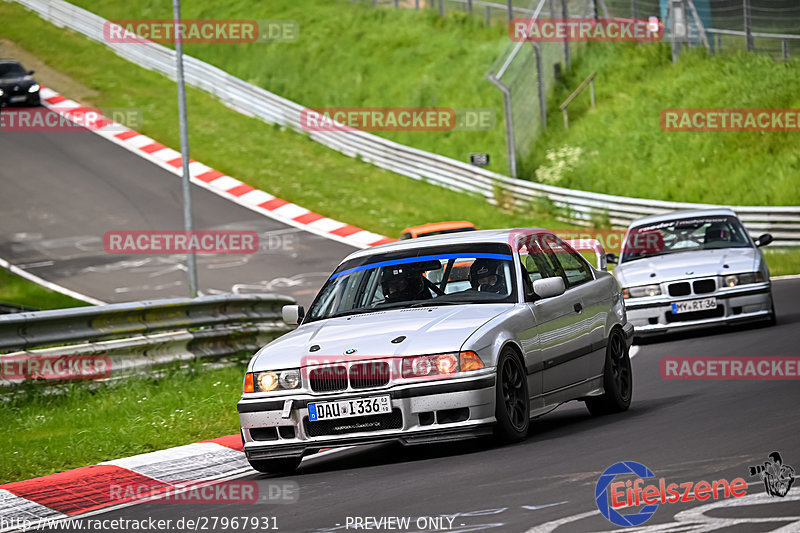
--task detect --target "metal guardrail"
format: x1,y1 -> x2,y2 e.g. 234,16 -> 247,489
0,295 -> 294,386
14,0 -> 800,245
0,294 -> 292,351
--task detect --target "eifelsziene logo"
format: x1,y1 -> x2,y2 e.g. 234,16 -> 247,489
749,452 -> 795,497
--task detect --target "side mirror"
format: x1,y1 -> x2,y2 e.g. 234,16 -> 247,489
532,277 -> 566,300
28,70 -> 35,75
755,233 -> 773,247
606,253 -> 618,265
282,304 -> 304,325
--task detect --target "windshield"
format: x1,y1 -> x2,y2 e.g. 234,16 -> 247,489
621,215 -> 752,263
0,63 -> 27,78
305,243 -> 517,322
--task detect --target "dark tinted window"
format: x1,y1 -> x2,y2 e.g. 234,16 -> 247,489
0,63 -> 27,78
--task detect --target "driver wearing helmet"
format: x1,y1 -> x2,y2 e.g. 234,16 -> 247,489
381,266 -> 431,303
469,259 -> 507,295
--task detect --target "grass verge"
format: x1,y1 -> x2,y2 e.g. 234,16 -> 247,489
58,0 -> 800,206
0,268 -> 90,310
0,362 -> 245,483
0,2 -> 561,237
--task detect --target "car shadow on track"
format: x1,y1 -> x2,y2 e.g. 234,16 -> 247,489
258,396 -> 692,478
633,317 -> 776,346
291,438 -> 495,477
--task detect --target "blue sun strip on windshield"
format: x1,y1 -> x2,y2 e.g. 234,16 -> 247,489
330,253 -> 513,280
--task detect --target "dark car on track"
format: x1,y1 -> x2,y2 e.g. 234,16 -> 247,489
0,60 -> 41,107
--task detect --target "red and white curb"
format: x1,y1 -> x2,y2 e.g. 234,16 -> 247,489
0,435 -> 246,530
38,87 -> 396,250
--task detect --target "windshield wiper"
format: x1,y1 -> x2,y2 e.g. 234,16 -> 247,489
409,300 -> 464,308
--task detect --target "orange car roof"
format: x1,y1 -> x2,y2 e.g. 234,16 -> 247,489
401,221 -> 475,235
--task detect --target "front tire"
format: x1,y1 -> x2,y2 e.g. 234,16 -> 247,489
494,347 -> 529,443
248,457 -> 301,475
585,328 -> 632,416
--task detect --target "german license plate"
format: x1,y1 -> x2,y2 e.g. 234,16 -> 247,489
308,396 -> 391,421
10,96 -> 27,103
672,297 -> 717,314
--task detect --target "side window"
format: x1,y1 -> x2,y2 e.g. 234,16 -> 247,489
518,238 -> 559,300
543,236 -> 593,288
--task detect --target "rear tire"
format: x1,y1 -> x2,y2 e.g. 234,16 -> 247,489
248,457 -> 301,475
494,347 -> 529,444
585,328 -> 632,416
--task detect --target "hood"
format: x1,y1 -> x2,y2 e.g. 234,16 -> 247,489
250,304 -> 511,371
614,248 -> 758,287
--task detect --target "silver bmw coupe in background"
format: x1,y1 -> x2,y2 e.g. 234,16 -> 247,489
238,229 -> 633,474
610,208 -> 775,337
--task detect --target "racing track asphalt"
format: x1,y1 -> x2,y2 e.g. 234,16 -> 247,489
0,111 -> 355,307
47,279 -> 800,533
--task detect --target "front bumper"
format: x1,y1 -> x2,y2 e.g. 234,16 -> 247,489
238,372 -> 497,460
624,282 -> 772,336
0,91 -> 39,107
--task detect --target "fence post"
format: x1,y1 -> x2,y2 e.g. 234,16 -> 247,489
394,0 -> 399,7
507,0 -> 513,22
592,0 -> 599,20
743,0 -> 753,51
439,0 -> 444,16
488,76 -> 516,178
535,42 -> 547,130
782,39 -> 789,60
486,5 -> 491,24
590,77 -> 596,107
631,0 -> 638,20
562,0 -> 570,71
415,0 -> 419,8
467,0 -> 472,14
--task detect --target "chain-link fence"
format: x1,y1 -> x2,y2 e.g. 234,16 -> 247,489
354,0 -> 799,176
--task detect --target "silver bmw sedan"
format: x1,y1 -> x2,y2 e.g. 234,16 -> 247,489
238,228 -> 633,474
611,208 -> 775,337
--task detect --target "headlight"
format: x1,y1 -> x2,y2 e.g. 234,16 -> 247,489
28,84 -> 40,93
723,272 -> 763,287
0,88 -> 4,96
243,369 -> 302,393
401,351 -> 484,378
621,284 -> 661,299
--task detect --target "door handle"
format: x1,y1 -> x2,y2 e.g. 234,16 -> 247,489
573,302 -> 582,313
